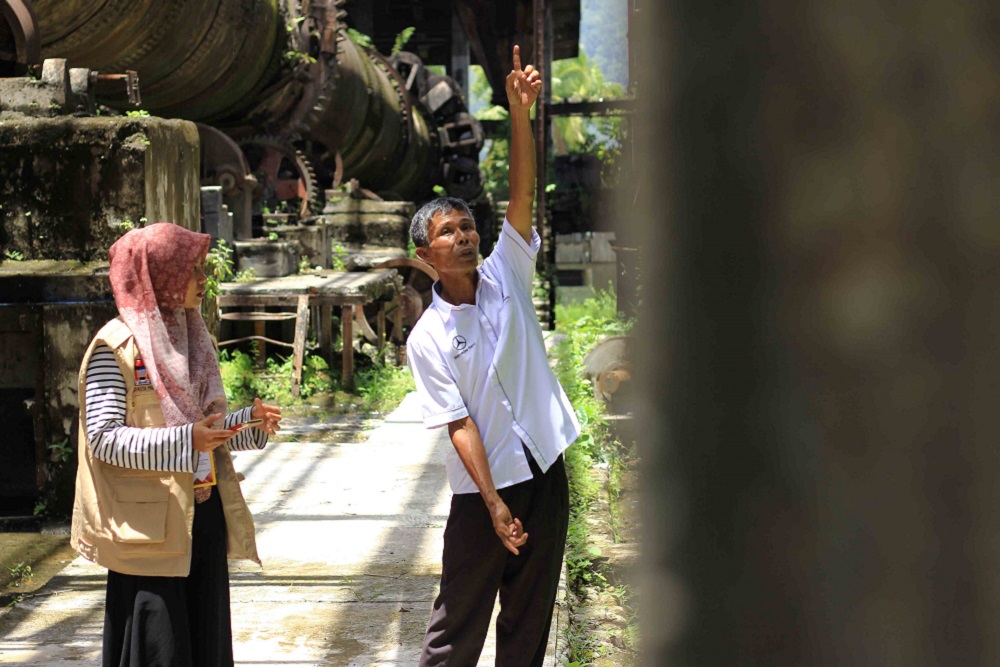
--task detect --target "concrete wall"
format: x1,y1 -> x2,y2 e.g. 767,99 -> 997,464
0,266 -> 115,516
0,113 -> 199,515
0,116 -> 200,261
554,231 -> 617,304
321,196 -> 415,251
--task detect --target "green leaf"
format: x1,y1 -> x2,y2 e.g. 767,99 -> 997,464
346,28 -> 374,49
391,26 -> 415,56
475,105 -> 510,122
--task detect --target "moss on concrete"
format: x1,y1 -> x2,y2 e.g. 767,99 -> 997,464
0,116 -> 199,261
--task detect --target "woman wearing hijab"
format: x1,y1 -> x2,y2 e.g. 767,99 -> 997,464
71,222 -> 282,667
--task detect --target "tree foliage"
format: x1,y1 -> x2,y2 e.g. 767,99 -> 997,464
580,0 -> 630,87
551,49 -> 627,186
472,45 -> 628,200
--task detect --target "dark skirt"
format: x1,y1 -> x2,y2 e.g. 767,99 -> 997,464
102,489 -> 233,667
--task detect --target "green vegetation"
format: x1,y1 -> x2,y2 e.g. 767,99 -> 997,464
7,562 -> 33,588
124,109 -> 150,118
391,27 -> 415,56
331,242 -> 347,270
471,46 -> 625,202
580,0 -> 630,87
470,66 -> 511,201
3,249 -> 24,261
283,15 -> 317,64
218,348 -> 413,414
551,49 -> 626,187
116,217 -> 147,234
219,348 -> 334,406
31,436 -> 74,519
346,28 -> 374,49
356,361 -> 415,413
234,267 -> 258,282
205,239 -> 235,299
552,290 -> 638,665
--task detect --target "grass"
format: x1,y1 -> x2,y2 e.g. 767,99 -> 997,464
218,347 -> 414,415
4,562 -> 33,607
551,289 -> 639,665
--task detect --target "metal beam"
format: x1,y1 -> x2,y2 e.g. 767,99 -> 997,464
547,98 -> 637,116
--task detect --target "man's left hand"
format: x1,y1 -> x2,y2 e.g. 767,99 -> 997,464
505,44 -> 542,112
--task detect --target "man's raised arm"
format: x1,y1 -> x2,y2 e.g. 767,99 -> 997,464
505,44 -> 542,244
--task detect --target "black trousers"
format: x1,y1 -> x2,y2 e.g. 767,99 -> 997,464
420,451 -> 569,667
103,489 -> 233,667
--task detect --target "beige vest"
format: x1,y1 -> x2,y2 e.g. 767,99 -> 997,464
71,318 -> 260,577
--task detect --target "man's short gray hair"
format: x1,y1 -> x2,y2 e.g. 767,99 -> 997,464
410,197 -> 473,248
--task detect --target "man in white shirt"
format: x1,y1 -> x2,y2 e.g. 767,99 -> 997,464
406,45 -> 580,667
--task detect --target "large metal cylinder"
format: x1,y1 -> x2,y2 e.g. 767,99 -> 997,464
32,0 -> 482,201
34,0 -> 286,121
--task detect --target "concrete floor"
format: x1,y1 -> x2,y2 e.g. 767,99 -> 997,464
0,393 -> 567,666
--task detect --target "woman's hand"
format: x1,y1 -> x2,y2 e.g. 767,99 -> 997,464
192,413 -> 234,452
251,397 -> 282,435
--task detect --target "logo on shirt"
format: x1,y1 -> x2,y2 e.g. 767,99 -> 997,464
451,334 -> 476,360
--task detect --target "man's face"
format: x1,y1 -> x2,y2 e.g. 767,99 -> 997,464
416,209 -> 480,276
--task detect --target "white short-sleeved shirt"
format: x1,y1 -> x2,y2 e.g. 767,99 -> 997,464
406,220 -> 580,494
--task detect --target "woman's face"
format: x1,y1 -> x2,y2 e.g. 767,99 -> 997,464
183,259 -> 208,309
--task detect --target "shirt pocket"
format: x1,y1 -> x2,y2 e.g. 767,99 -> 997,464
130,390 -> 165,428
108,476 -> 170,544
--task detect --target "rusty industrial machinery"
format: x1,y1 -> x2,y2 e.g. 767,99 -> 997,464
0,0 -> 38,76
31,0 -> 483,211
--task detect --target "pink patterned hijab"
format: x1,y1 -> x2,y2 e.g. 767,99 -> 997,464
108,223 -> 227,427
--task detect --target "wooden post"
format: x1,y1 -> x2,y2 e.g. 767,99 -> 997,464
533,0 -> 553,328
341,303 -> 354,391
319,304 -> 333,368
253,320 -> 266,368
376,302 -> 386,357
290,295 -> 309,398
450,8 -> 470,95
533,0 -> 547,251
391,294 -> 404,344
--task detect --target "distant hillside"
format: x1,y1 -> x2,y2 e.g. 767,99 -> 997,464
580,0 -> 629,86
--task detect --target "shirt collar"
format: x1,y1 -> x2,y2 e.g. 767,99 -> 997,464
430,268 -> 484,314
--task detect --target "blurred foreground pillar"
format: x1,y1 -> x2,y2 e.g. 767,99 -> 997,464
634,1 -> 1000,665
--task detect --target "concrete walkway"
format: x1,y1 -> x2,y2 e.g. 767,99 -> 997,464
0,393 -> 566,665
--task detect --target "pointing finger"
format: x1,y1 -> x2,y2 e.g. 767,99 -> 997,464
513,44 -> 521,72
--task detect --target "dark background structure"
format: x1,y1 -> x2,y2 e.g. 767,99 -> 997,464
344,0 -> 580,104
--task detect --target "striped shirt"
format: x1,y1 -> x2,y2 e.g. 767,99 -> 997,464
85,345 -> 267,472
